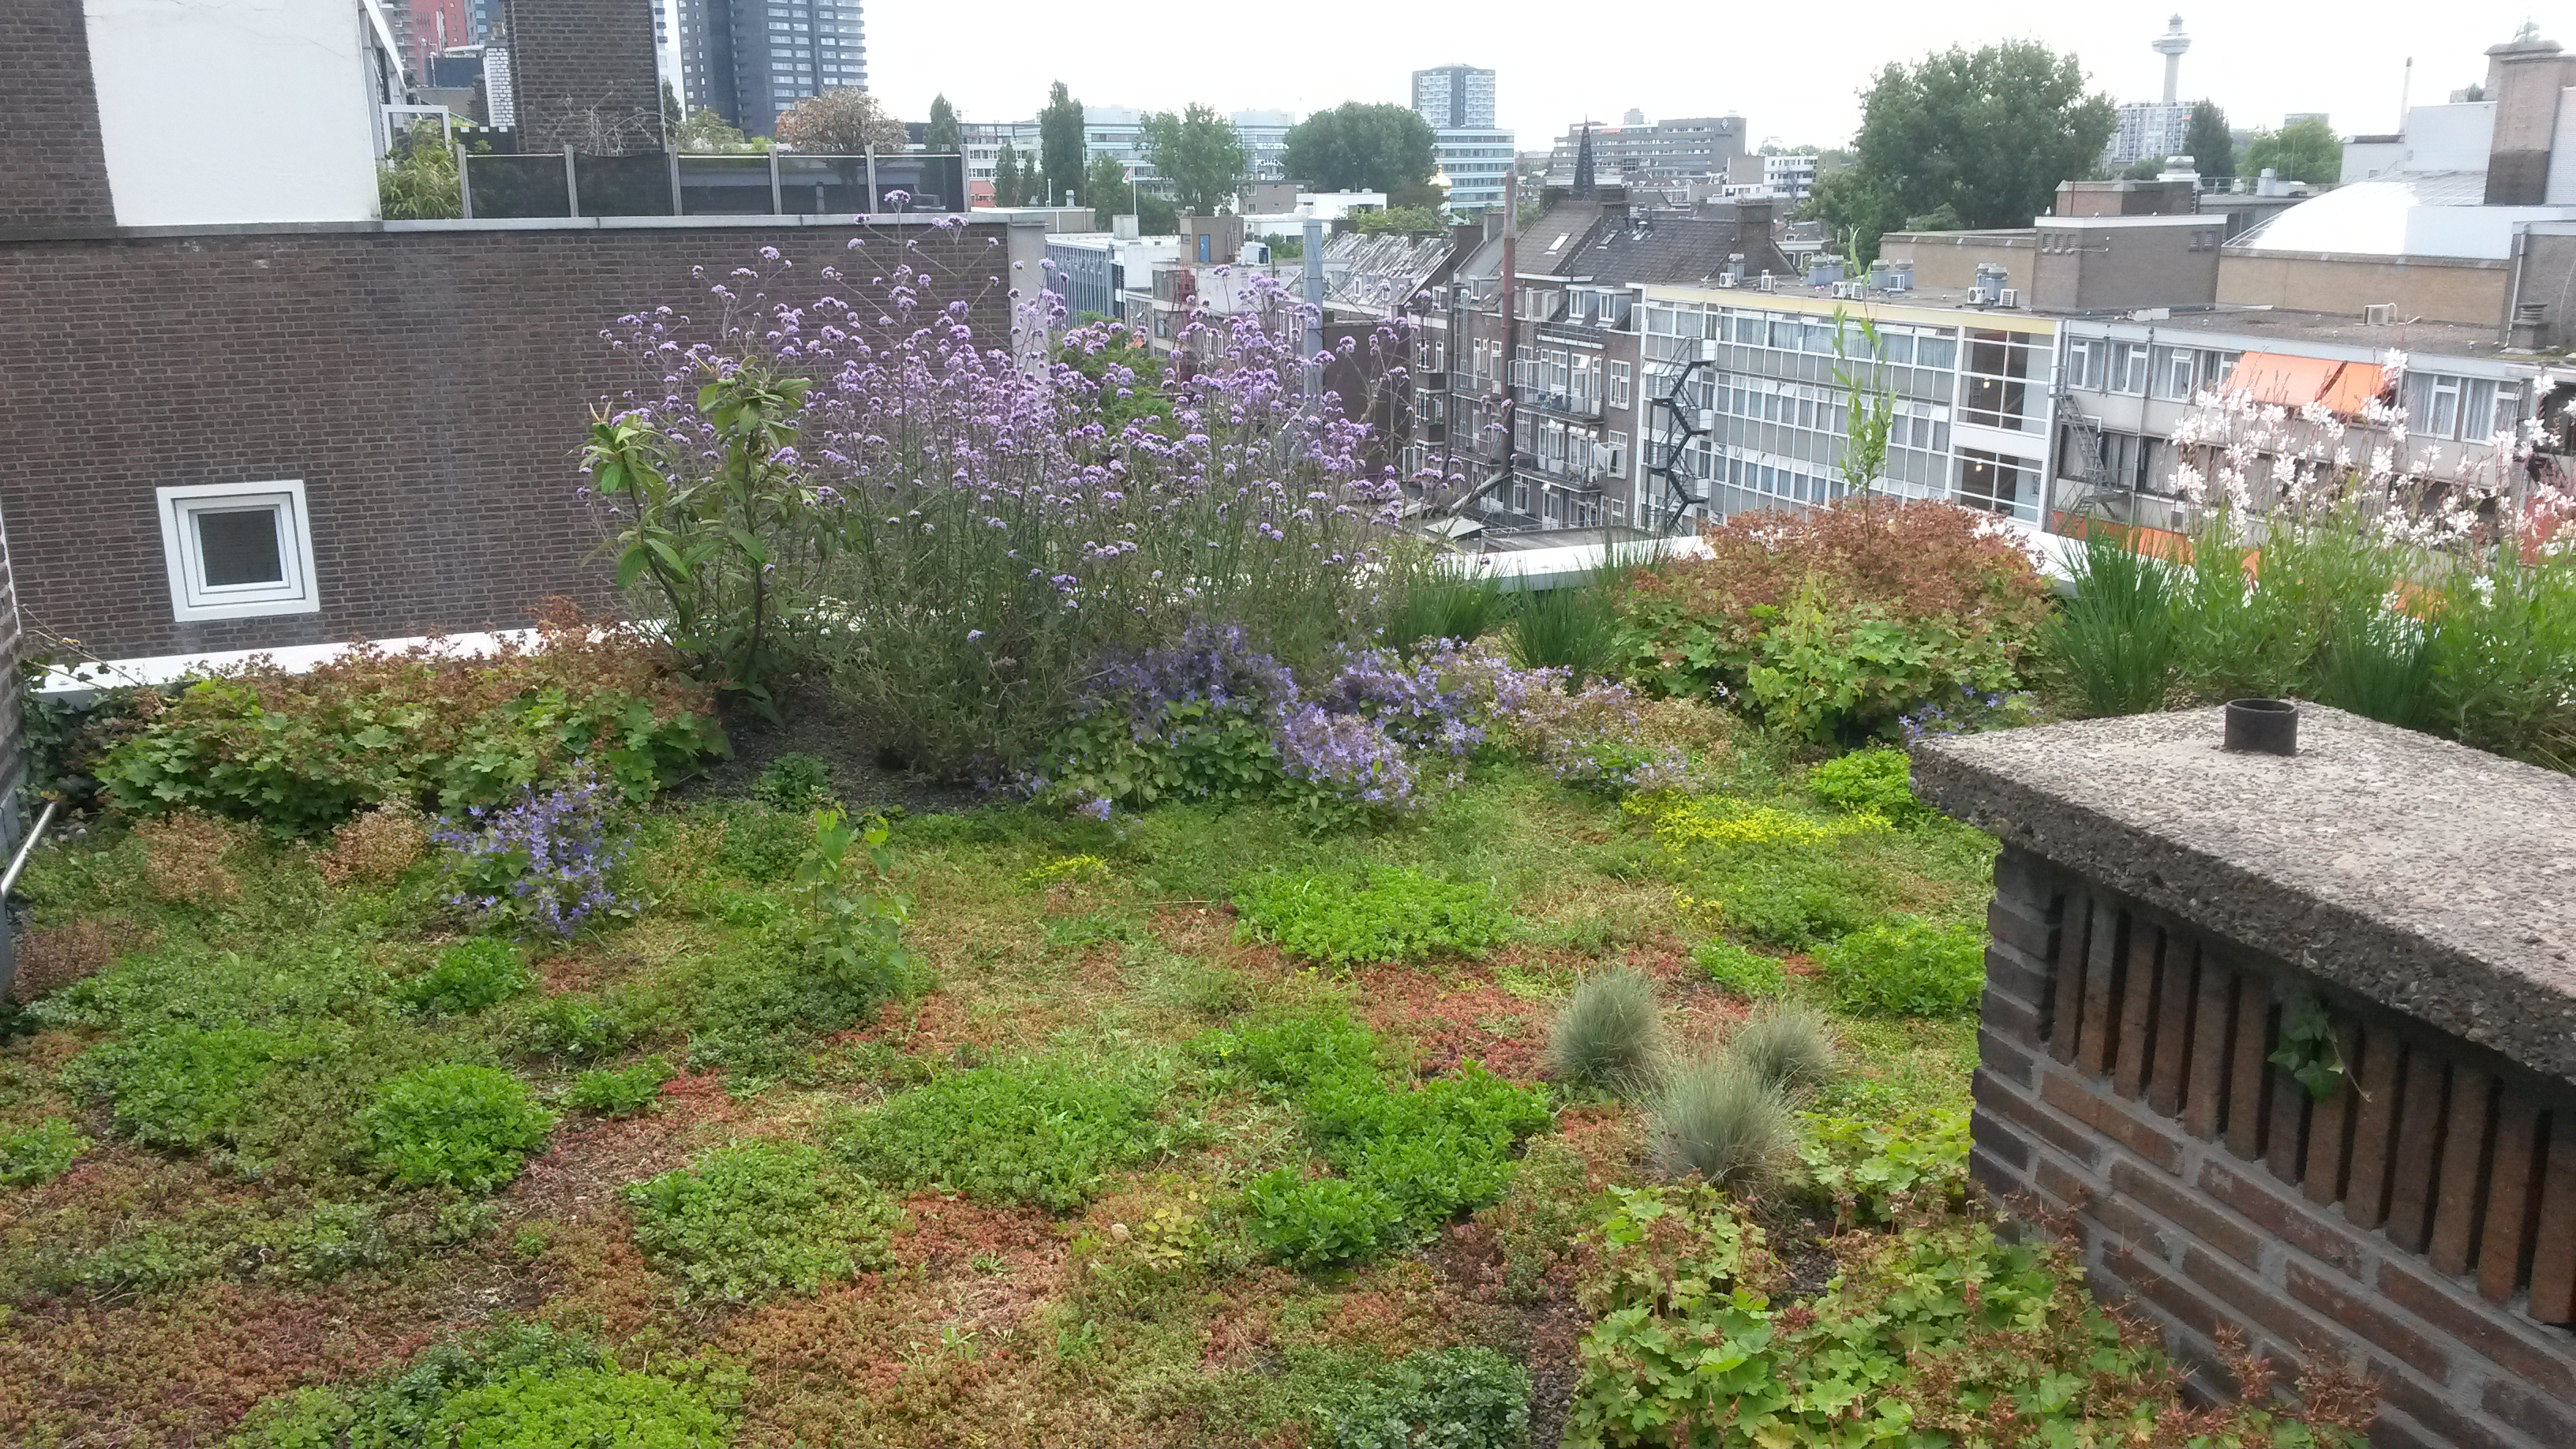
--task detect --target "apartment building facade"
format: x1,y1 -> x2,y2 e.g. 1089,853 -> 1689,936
1545,117 -> 1749,185
676,0 -> 867,138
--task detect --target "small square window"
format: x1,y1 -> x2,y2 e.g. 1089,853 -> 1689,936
156,480 -> 320,622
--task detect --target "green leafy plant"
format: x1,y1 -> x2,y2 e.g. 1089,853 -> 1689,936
793,808 -> 917,1002
830,1058 -> 1171,1210
1651,1058 -> 1792,1189
585,365 -> 818,713
565,1057 -> 676,1115
227,1323 -> 739,1449
1305,1345 -> 1533,1449
1818,917 -> 1985,1016
714,806 -> 808,884
78,1024 -> 332,1151
1692,939 -> 1786,998
1242,1170 -> 1405,1269
0,1116 -> 89,1185
1545,967 -> 1664,1095
753,751 -> 835,811
91,612 -> 724,834
400,939 -> 537,1014
1797,1105 -> 1970,1224
358,1063 -> 555,1193
623,1140 -> 900,1303
1803,747 -> 1930,826
1726,1005 -> 1835,1095
2269,991 -> 2348,1102
1234,867 -> 1512,968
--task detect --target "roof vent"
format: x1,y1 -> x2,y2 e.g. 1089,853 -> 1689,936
2364,303 -> 2396,326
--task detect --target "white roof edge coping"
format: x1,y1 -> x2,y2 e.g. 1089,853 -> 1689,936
34,630 -> 541,695
380,213 -> 989,233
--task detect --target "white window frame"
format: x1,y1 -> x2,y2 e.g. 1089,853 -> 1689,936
155,479 -> 320,622
1608,359 -> 1632,409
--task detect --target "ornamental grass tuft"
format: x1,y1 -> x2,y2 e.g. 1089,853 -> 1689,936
1547,967 -> 1666,1095
1653,1057 -> 1792,1191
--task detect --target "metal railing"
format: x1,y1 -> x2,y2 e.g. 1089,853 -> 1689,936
457,149 -> 966,221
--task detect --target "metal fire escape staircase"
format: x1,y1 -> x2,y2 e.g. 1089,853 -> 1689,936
2049,391 -> 2121,526
1645,341 -> 1727,534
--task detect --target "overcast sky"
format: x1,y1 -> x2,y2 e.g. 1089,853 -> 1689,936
867,4 -> 2544,150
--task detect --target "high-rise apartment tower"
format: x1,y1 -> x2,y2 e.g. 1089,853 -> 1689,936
1411,65 -> 1495,129
678,0 -> 867,138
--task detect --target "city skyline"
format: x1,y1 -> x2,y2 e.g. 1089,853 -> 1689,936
863,2 -> 2535,153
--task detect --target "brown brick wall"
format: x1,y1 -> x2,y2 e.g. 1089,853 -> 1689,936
501,0 -> 665,153
0,0 -> 117,230
0,221 -> 1017,661
1971,846 -> 2576,1449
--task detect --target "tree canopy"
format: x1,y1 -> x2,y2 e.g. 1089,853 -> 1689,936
1812,42 -> 2114,261
1141,104 -> 1247,215
2182,101 -> 2233,182
993,142 -> 1027,207
1354,204 -> 1446,235
774,88 -> 908,154
1039,82 -> 1084,206
676,105 -> 758,154
925,95 -> 960,155
2243,118 -> 2342,185
1279,102 -> 1437,196
1084,153 -> 1131,227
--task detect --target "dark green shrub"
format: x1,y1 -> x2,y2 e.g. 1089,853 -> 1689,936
1804,748 -> 1930,826
1234,867 -> 1512,968
1709,856 -> 1872,949
623,1140 -> 900,1303
1727,1005 -> 1836,1095
358,1063 -> 555,1192
1819,918 -> 1985,1017
752,751 -> 836,811
401,939 -> 537,1014
830,1058 -> 1171,1210
1694,939 -> 1787,998
1307,1344 -> 1533,1449
511,987 -> 663,1061
1653,1058 -> 1792,1189
1203,1009 -> 1383,1092
414,1365 -> 732,1447
1243,1170 -> 1404,1268
565,1058 -> 676,1115
1545,968 -> 1664,1094
0,1116 -> 88,1185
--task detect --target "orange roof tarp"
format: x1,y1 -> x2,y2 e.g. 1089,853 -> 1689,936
2220,352 -> 2340,407
2218,353 -> 2387,418
2317,361 -> 2388,417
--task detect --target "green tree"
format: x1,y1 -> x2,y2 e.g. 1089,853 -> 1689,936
1141,103 -> 1247,215
1136,192 -> 1178,234
1084,152 -> 1133,227
2243,117 -> 2341,185
1039,81 -> 1084,206
925,94 -> 960,155
2183,100 -> 2233,182
775,88 -> 907,154
1814,41 -> 2115,261
993,141 -> 1025,207
1354,204 -> 1446,235
1280,101 -> 1437,195
677,105 -> 756,153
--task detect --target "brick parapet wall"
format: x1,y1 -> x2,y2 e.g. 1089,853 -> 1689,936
1971,844 -> 2576,1449
0,220 -> 1020,661
0,0 -> 117,229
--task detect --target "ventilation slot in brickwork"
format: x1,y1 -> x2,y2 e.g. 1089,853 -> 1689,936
2042,889 -> 2576,1327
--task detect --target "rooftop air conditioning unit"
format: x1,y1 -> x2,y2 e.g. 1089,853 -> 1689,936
1716,273 -> 1735,287
1998,288 -> 2020,309
2364,303 -> 2396,325
1757,273 -> 1776,292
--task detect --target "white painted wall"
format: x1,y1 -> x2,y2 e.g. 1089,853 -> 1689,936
84,0 -> 384,226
